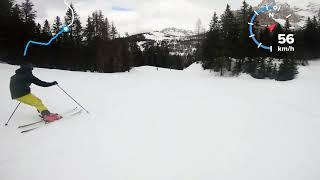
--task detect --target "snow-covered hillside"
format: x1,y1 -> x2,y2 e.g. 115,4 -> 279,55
131,27 -> 198,56
141,28 -> 195,41
1,61 -> 320,180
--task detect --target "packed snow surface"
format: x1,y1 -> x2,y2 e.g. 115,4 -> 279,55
1,61 -> 320,180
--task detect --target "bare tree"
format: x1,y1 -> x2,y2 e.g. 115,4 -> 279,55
195,18 -> 204,45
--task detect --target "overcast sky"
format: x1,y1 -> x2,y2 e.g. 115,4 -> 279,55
16,0 -> 266,35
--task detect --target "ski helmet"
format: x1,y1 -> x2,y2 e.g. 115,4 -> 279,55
20,62 -> 34,71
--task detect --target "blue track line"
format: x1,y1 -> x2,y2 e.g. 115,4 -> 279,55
23,26 -> 69,57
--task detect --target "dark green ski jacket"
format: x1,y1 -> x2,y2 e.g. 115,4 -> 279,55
10,68 -> 56,99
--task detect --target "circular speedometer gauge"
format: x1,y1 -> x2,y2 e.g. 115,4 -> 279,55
248,4 -> 295,53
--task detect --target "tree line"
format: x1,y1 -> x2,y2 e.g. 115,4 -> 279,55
199,1 -> 320,81
0,0 -> 187,72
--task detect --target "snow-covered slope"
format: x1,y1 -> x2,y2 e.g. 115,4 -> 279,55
1,61 -> 320,180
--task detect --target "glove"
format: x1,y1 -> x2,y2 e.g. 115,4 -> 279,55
52,81 -> 58,85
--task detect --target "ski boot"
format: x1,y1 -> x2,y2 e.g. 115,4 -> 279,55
40,110 -> 62,122
43,113 -> 62,122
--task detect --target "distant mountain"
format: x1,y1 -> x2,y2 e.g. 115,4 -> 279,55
256,0 -> 320,28
160,28 -> 195,37
128,28 -> 200,56
293,1 -> 320,21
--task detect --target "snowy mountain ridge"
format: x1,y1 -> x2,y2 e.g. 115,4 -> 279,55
140,27 -> 196,42
160,28 -> 196,37
257,0 -> 320,28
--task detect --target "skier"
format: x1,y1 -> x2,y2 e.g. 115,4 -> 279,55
10,62 -> 61,122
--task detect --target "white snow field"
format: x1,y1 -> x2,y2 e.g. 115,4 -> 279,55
1,61 -> 320,180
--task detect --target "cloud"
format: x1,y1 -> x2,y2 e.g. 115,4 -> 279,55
16,0 -> 263,35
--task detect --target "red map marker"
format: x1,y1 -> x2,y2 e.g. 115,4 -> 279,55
267,24 -> 277,32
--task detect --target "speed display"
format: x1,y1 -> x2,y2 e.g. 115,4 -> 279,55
249,4 -> 295,53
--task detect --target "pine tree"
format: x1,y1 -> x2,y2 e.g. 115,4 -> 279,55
304,17 -> 318,57
253,58 -> 266,79
11,4 -> 22,21
102,17 -> 110,40
237,1 -> 251,68
52,16 -> 62,34
42,19 -> 52,37
315,15 -> 320,56
64,4 -> 74,38
239,1 -> 249,30
244,57 -> 257,75
209,12 -> 219,32
21,0 -> 36,23
73,18 -> 82,47
318,10 -> 320,47
215,57 -> 227,76
51,16 -> 62,45
221,4 -> 238,41
265,58 -> 276,79
97,10 -> 105,37
64,4 -> 82,47
276,58 -> 298,81
84,16 -> 94,43
89,10 -> 107,39
312,16 -> 318,29
201,11 -> 222,71
34,23 -> 41,36
91,11 -> 98,37
220,4 -> 239,70
110,22 -> 118,40
272,63 -> 278,79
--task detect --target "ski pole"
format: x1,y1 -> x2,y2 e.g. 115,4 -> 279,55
57,84 -> 90,114
5,102 -> 21,126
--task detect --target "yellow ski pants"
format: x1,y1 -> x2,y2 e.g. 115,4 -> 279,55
16,93 -> 48,113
